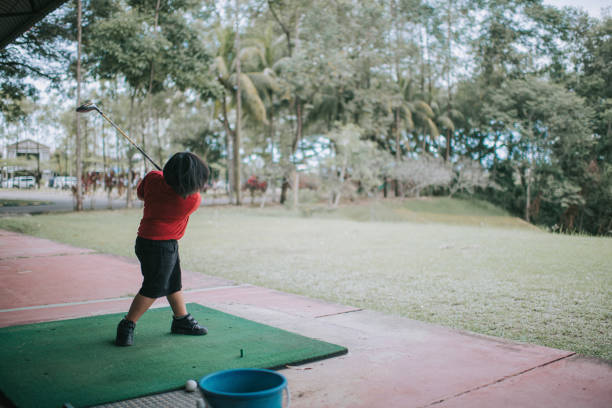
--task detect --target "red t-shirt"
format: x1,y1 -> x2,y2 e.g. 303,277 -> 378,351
137,171 -> 202,240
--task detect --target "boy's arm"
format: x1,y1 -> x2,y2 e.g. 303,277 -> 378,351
136,177 -> 146,200
138,171 -> 163,200
186,193 -> 202,215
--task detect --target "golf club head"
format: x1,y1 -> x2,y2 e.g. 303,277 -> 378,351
76,102 -> 100,113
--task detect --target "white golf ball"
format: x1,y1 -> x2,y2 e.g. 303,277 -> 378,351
185,379 -> 198,392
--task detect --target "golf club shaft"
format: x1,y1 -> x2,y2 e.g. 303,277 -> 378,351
96,110 -> 162,171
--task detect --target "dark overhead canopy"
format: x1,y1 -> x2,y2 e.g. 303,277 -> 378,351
0,0 -> 69,49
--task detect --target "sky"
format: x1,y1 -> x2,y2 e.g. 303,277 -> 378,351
542,0 -> 611,18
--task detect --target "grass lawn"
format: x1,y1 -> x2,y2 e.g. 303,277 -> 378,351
1,197 -> 610,360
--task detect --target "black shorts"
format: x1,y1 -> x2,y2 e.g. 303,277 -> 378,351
135,237 -> 182,298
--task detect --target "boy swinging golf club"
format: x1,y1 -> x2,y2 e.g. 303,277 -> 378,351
76,103 -> 210,346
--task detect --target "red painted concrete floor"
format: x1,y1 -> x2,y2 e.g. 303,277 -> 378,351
1,229 -> 611,408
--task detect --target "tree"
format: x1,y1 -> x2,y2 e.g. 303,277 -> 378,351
211,24 -> 270,203
81,0 -> 216,206
570,17 -> 612,233
0,6 -> 70,122
320,124 -> 389,207
385,77 -> 437,195
168,98 -> 225,167
486,77 -> 594,226
449,158 -> 499,197
240,23 -> 288,158
392,155 -> 453,197
265,0 -> 308,204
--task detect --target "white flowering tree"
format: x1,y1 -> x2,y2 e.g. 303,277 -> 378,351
392,155 -> 453,197
320,124 -> 391,207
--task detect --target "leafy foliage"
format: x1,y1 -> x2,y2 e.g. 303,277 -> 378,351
0,8 -> 70,121
4,0 -> 611,234
320,124 -> 390,206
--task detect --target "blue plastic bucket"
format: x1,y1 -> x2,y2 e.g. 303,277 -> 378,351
199,368 -> 289,408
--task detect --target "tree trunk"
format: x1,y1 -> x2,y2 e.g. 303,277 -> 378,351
394,108 -> 401,197
140,110 -> 147,173
101,121 -> 111,209
445,129 -> 451,161
74,0 -> 83,211
266,106 -> 275,204
268,0 -> 300,205
126,93 -> 136,209
426,26 -> 433,99
107,175 -> 113,209
395,109 -> 401,159
102,121 -> 107,174
280,178 -> 289,204
282,99 -> 303,205
445,0 -> 453,162
419,26 -> 425,93
267,0 -> 293,56
233,0 -> 242,206
221,91 -> 234,197
392,0 -> 401,83
260,187 -> 267,208
155,111 -> 163,167
268,107 -> 275,159
333,155 -> 348,207
293,171 -> 299,207
294,100 -> 302,153
127,162 -> 134,208
524,166 -> 531,222
293,100 -> 302,207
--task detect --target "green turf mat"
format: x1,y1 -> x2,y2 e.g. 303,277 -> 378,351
0,303 -> 347,408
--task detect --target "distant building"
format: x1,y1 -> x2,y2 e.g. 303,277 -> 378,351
5,139 -> 51,162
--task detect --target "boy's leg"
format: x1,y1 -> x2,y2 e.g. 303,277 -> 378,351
116,294 -> 156,346
166,290 -> 187,317
126,293 -> 156,322
168,290 -> 207,335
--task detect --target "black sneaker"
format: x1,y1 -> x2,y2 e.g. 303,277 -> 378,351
171,313 -> 208,335
115,318 -> 136,346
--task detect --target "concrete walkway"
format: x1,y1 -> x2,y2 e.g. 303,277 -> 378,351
0,229 -> 610,407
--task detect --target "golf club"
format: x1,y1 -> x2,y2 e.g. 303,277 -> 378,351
76,102 -> 162,171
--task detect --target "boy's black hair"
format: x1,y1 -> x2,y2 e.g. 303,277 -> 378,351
163,152 -> 209,198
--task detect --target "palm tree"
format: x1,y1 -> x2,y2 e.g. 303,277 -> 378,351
428,92 -> 462,158
211,25 -> 269,201
391,78 -> 439,154
239,25 -> 292,204
213,26 -> 269,123
239,24 -> 289,159
387,78 -> 437,195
